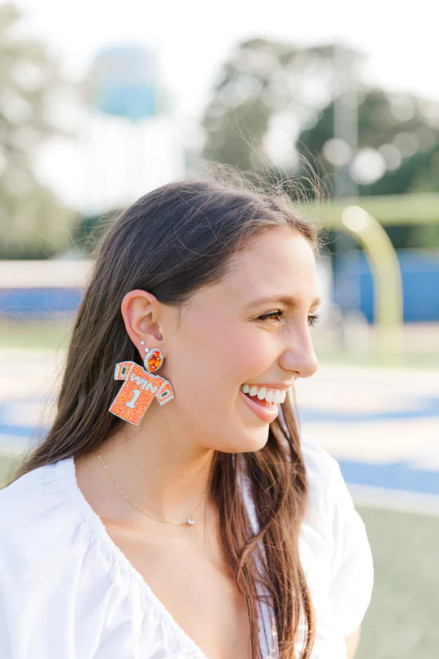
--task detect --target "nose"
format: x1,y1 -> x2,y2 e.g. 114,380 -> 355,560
279,325 -> 319,380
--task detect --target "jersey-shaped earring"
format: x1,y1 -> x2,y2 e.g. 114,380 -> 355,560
109,347 -> 175,425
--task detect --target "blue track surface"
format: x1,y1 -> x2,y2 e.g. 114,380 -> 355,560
338,459 -> 439,496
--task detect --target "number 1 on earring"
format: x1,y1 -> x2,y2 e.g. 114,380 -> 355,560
126,389 -> 141,409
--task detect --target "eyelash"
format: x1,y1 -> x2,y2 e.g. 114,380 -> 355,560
259,309 -> 320,328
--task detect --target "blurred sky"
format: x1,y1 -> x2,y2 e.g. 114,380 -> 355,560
13,0 -> 439,210
15,0 -> 439,115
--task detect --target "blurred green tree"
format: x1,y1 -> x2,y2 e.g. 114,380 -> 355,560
299,87 -> 439,197
201,38 -> 439,199
73,208 -> 122,254
0,3 -> 77,258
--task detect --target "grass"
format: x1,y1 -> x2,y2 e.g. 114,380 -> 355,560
316,346 -> 439,369
0,318 -> 73,351
0,451 -> 27,488
356,506 -> 439,658
1,452 -> 438,657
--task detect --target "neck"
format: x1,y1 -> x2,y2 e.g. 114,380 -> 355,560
92,422 -> 216,527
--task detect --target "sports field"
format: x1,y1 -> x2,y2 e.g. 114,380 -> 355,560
1,319 -> 438,657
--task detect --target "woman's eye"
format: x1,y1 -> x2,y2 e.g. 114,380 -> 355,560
258,310 -> 320,327
258,310 -> 286,323
308,313 -> 320,328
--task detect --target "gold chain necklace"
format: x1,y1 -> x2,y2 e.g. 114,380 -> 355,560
94,451 -> 207,527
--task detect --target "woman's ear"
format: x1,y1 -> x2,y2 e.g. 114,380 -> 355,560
120,290 -> 164,359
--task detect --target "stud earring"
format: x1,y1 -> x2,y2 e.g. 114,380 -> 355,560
109,346 -> 174,425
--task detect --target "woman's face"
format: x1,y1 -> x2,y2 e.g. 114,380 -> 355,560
158,226 -> 320,454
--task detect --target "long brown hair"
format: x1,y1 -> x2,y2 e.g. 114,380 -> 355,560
10,168 -> 324,658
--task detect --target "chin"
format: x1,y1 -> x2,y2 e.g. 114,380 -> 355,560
220,426 -> 270,454
244,433 -> 270,453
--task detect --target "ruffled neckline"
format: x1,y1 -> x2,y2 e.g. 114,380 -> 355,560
60,456 -> 209,659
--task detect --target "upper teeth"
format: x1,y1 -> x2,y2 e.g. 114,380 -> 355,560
240,384 -> 288,404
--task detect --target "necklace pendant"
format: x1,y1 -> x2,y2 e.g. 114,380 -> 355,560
185,517 -> 195,526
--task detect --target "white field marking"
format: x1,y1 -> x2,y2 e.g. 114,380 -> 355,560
348,483 -> 439,517
298,419 -> 439,465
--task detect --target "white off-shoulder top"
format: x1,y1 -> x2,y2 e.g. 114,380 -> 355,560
0,433 -> 373,658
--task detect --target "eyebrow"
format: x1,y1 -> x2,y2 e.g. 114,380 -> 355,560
246,295 -> 321,309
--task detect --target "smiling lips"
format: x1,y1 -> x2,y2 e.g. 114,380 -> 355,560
239,383 -> 292,423
240,384 -> 288,405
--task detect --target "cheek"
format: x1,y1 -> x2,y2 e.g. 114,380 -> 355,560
175,327 -> 274,403
199,325 -> 271,382
235,334 -> 274,373
223,326 -> 275,381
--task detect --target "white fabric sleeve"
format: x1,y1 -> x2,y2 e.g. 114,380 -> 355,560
325,456 -> 375,636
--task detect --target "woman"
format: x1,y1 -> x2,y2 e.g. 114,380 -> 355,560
0,176 -> 373,658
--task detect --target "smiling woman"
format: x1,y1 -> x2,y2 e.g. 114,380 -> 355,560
0,171 -> 373,659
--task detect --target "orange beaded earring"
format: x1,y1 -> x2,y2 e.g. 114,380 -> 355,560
108,344 -> 175,425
